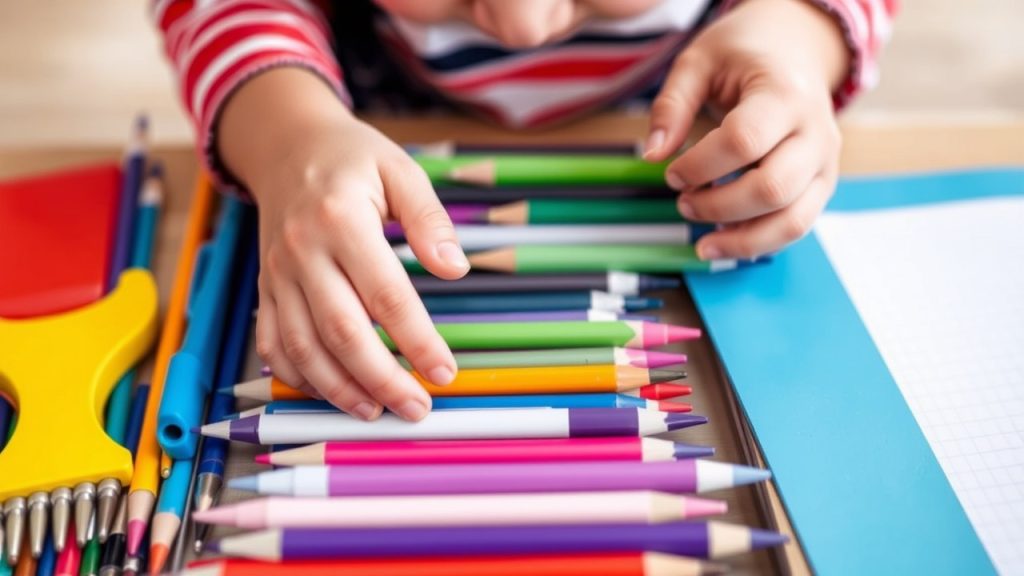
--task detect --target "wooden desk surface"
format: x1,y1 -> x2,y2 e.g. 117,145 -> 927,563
2,113 -> 1022,574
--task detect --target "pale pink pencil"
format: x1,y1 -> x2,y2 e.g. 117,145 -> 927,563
194,492 -> 726,529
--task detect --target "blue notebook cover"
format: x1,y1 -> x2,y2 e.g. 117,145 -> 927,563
686,167 -> 1024,575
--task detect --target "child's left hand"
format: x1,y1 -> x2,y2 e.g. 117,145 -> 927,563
644,0 -> 850,260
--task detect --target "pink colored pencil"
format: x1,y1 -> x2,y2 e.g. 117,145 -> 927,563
257,436 -> 712,467
54,521 -> 81,576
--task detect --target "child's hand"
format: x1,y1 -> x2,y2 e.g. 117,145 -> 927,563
645,0 -> 850,259
219,68 -> 469,421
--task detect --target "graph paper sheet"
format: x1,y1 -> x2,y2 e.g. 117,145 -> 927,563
816,197 -> 1024,574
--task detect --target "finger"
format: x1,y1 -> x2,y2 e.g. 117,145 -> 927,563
667,88 -> 796,189
695,174 -> 835,260
381,155 -> 470,280
253,278 -> 306,390
677,134 -> 822,223
272,276 -> 383,420
336,204 -> 458,387
644,52 -> 712,162
296,248 -> 435,422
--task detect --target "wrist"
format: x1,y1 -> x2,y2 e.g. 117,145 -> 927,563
218,67 -> 354,198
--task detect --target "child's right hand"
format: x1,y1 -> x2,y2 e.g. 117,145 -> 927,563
218,68 -> 469,422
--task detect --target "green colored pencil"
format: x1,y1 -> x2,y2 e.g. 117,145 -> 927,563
467,244 -> 756,274
377,320 -> 699,350
397,347 -> 688,370
414,154 -> 671,187
487,199 -> 684,224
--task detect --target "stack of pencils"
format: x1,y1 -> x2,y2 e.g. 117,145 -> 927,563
189,146 -> 785,575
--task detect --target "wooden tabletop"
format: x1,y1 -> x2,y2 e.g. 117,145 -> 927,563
2,113 -> 1022,575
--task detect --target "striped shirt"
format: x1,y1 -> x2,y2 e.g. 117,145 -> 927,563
152,0 -> 896,187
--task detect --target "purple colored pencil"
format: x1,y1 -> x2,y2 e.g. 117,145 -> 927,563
211,521 -> 787,561
227,459 -> 767,497
428,310 -> 657,324
384,203 -> 488,239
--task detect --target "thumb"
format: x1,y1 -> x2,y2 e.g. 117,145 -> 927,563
644,52 -> 712,163
382,156 -> 470,280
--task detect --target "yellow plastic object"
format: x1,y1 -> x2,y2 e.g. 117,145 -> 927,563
0,270 -> 158,500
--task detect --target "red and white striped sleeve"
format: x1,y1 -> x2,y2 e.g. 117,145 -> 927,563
720,0 -> 898,108
151,0 -> 349,189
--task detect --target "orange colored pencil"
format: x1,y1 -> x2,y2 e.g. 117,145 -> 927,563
183,553 -> 723,576
126,172 -> 216,557
13,537 -> 35,576
226,364 -> 685,401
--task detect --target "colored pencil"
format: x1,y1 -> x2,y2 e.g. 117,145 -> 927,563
104,163 -> 164,449
149,459 -> 192,573
469,244 -> 772,273
408,140 -> 641,157
182,552 -> 723,576
0,547 -> 8,576
415,155 -> 670,187
382,203 -> 487,239
415,291 -> 662,314
234,394 -> 691,420
228,460 -> 765,498
127,172 -> 215,558
259,437 -> 715,467
211,521 -> 786,561
486,199 -> 684,225
410,272 -> 680,296
193,235 -> 260,554
201,408 -> 707,445
235,364 -> 685,400
427,309 -> 656,323
627,383 -> 693,400
412,347 -> 688,369
108,115 -> 147,289
123,384 -> 150,458
379,321 -> 701,350
394,226 -> 705,261
435,185 -> 675,204
195,492 -> 726,530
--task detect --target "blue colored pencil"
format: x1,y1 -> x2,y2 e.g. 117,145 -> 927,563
231,393 -> 692,419
105,162 -> 164,446
419,291 -> 663,314
124,384 -> 151,459
108,114 -> 147,289
192,231 -> 261,553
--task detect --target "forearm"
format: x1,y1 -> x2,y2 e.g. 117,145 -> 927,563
218,67 -> 354,203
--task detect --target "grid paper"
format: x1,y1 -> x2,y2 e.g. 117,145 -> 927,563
816,197 -> 1024,574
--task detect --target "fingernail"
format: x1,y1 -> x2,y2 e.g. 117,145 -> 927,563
427,365 -> 455,386
699,244 -> 721,260
678,198 -> 695,220
398,398 -> 430,421
643,129 -> 665,159
436,240 -> 469,270
666,172 -> 685,191
352,402 -> 381,421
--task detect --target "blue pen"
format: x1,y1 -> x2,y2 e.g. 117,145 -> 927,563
35,533 -> 55,576
232,393 -> 692,419
105,163 -> 164,447
157,197 -> 246,459
192,230 -> 259,553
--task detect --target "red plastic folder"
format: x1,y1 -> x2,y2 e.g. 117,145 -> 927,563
0,163 -> 121,318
